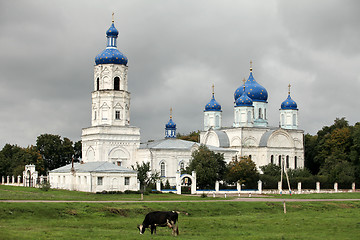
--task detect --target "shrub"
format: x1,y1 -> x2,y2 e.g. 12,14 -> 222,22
40,182 -> 51,191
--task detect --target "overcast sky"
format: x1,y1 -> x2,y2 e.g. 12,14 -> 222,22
0,0 -> 359,148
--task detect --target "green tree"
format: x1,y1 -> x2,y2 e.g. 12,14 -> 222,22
185,145 -> 226,189
227,156 -> 259,189
36,134 -> 74,172
132,162 -> 160,192
73,140 -> 82,162
176,131 -> 200,142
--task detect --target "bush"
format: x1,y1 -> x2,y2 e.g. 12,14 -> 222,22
40,182 -> 51,191
200,193 -> 207,198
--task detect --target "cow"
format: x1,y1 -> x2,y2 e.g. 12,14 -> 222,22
137,211 -> 179,236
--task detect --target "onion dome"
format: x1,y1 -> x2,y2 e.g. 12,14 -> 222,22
234,61 -> 268,102
281,84 -> 298,110
95,15 -> 128,65
204,84 -> 222,112
165,108 -> 176,138
235,79 -> 253,107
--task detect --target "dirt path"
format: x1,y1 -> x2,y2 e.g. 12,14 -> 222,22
1,198 -> 359,203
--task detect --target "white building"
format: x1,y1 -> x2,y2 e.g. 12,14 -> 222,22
50,17 -> 304,192
200,64 -> 304,171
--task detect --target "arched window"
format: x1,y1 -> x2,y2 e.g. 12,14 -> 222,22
278,155 -> 281,166
271,155 -> 274,164
160,162 -> 165,177
114,77 -> 120,90
97,78 -> 99,91
294,156 -> 297,169
259,108 -> 262,119
215,115 -> 220,128
286,155 -> 289,168
247,111 -> 251,123
281,114 -> 285,126
180,162 -> 184,171
293,114 -> 297,126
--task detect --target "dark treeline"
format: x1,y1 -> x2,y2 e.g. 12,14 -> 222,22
0,134 -> 81,176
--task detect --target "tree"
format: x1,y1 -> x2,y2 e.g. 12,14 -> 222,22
36,134 -> 74,172
132,162 -> 160,191
185,145 -> 226,189
73,140 -> 82,162
227,156 -> 259,189
176,131 -> 200,142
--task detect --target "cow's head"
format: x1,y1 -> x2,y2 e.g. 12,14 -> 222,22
137,224 -> 145,234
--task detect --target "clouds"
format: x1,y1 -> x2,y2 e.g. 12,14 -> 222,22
0,0 -> 359,147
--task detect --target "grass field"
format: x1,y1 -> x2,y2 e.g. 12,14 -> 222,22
1,185 -> 360,239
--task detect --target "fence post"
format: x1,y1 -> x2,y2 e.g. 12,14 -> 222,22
17,175 -> 21,185
352,182 -> 356,192
278,181 -> 282,194
334,182 -> 338,193
156,180 -> 161,191
1,176 -> 4,184
316,182 -> 320,193
7,176 -> 10,184
297,182 -> 302,194
258,180 -> 262,194
215,181 -> 219,193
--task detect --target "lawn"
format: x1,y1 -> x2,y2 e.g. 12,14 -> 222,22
0,201 -> 359,239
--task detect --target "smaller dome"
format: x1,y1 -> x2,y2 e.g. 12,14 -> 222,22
205,95 -> 222,112
166,118 -> 176,129
106,23 -> 119,37
235,89 -> 253,107
281,95 -> 298,110
95,48 -> 128,65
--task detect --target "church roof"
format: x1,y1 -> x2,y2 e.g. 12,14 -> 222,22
50,162 -> 136,173
140,138 -> 236,152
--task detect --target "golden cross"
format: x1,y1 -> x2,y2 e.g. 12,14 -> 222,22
170,107 -> 172,119
243,78 -> 246,91
288,84 -> 291,94
250,60 -> 253,72
112,12 -> 114,22
212,84 -> 215,95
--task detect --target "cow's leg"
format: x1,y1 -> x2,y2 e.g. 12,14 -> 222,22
150,225 -> 155,235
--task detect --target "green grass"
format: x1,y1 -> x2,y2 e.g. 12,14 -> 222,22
0,201 -> 360,239
270,192 -> 360,199
0,185 -> 232,201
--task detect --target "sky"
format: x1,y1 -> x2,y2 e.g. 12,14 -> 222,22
0,0 -> 359,148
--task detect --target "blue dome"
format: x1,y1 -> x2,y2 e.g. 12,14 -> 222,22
95,48 -> 128,65
205,95 -> 222,112
166,118 -> 176,129
281,95 -> 298,110
235,89 -> 253,107
95,21 -> 128,65
106,23 -> 119,37
234,72 -> 268,102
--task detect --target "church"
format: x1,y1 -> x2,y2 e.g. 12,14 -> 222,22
49,16 -> 304,192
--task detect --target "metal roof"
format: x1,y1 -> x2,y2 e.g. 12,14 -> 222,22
50,161 -> 136,173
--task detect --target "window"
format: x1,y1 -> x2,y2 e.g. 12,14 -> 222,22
215,115 -> 220,128
94,111 -> 97,120
264,108 -> 267,120
160,162 -> 165,177
102,110 -> 108,120
281,114 -> 284,126
286,155 -> 289,168
278,155 -> 281,166
97,177 -> 103,185
117,161 -> 121,166
115,110 -> 120,120
114,77 -> 120,90
97,78 -> 99,90
294,156 -> 297,169
293,114 -> 297,126
247,111 -> 251,123
259,108 -> 262,119
180,162 -> 184,171
124,177 -> 130,185
270,155 -> 274,164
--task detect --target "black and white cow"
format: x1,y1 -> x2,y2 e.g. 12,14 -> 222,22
137,211 -> 179,236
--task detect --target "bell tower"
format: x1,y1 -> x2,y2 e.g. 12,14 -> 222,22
81,15 -> 140,168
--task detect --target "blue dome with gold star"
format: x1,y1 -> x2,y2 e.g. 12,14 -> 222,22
281,95 -> 298,110
106,23 -> 119,37
235,88 -> 253,107
95,21 -> 128,65
166,118 -> 176,129
205,95 -> 222,112
234,70 -> 268,102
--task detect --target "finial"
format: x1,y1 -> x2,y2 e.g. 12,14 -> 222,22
242,78 -> 246,91
170,107 -> 173,119
288,84 -> 291,95
112,12 -> 115,23
212,84 -> 215,96
250,60 -> 253,72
